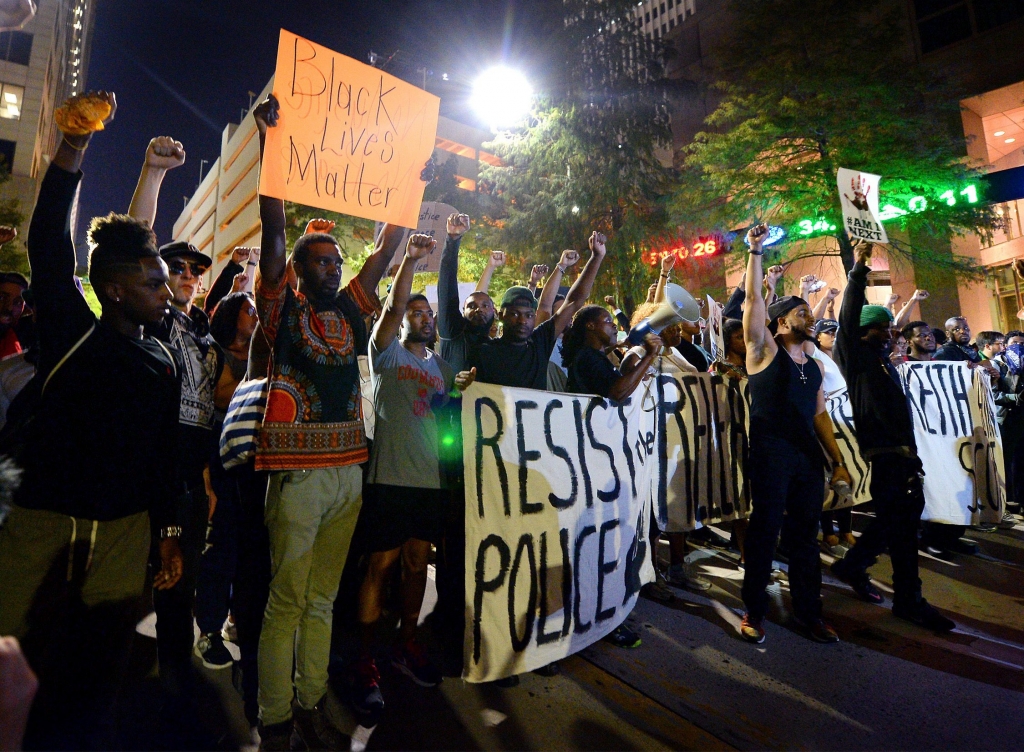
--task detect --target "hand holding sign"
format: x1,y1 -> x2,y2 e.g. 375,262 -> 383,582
259,30 -> 441,228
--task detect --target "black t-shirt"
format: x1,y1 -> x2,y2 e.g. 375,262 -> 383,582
567,345 -> 618,397
676,339 -> 710,372
469,318 -> 557,390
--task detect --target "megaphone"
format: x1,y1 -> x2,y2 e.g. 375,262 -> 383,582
626,283 -> 701,345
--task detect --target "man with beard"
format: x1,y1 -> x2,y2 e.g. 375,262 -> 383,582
464,232 -> 608,390
831,242 -> 955,630
250,95 -> 401,749
437,213 -> 493,372
903,321 -> 936,361
738,224 -> 851,645
354,232 -> 466,707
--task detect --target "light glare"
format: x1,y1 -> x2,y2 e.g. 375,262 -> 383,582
473,67 -> 532,129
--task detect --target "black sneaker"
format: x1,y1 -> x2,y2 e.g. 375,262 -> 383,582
350,657 -> 385,718
893,599 -> 955,632
830,560 -> 883,605
949,538 -> 979,555
793,615 -> 840,644
532,662 -> 560,677
256,719 -> 292,751
603,625 -> 642,649
194,633 -> 233,670
291,697 -> 346,750
493,674 -> 520,687
970,522 -> 997,533
392,639 -> 442,687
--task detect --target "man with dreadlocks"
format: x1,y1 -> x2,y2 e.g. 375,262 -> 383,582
561,304 -> 660,648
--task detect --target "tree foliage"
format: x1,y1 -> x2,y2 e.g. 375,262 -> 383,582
480,0 -> 675,309
0,161 -> 27,275
672,0 -> 999,275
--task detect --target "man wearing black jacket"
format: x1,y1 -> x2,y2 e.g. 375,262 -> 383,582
0,91 -> 184,747
832,241 -> 954,632
437,213 -> 493,372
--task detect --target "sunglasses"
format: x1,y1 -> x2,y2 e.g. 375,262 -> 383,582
168,260 -> 208,277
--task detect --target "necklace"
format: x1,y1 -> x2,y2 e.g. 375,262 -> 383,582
796,359 -> 807,383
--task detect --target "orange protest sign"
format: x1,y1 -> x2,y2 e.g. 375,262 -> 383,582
259,29 -> 440,228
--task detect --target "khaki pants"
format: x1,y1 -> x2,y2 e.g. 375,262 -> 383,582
0,505 -> 150,748
258,466 -> 363,725
0,505 -> 150,637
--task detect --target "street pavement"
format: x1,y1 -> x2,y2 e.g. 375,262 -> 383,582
120,508 -> 1024,750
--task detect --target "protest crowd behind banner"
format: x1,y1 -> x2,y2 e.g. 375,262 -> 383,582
0,31 -> 1018,752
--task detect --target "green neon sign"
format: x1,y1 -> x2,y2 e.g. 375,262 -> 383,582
792,183 -> 980,239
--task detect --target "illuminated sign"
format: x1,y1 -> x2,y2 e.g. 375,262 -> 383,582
642,234 -> 726,266
792,183 -> 980,239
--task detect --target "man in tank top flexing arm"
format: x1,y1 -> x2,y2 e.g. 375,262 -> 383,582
738,224 -> 853,645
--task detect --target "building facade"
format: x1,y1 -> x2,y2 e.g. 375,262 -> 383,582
171,78 -> 496,292
662,0 -> 1024,332
634,0 -> 697,41
0,0 -> 96,236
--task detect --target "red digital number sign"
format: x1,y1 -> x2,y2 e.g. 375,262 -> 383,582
642,234 -> 725,266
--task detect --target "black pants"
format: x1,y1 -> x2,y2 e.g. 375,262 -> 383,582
232,465 -> 271,727
152,485 -> 208,699
821,507 -> 853,536
842,454 -> 925,606
742,445 -> 825,622
194,468 -> 239,635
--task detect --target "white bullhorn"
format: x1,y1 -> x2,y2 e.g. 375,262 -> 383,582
626,283 -> 701,345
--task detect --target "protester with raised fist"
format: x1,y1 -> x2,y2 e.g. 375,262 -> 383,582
353,232 -> 461,716
437,212 -> 495,372
250,93 -> 402,750
738,223 -> 850,646
830,241 -> 955,631
0,91 -> 184,748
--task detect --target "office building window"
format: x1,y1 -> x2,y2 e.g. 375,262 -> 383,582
653,6 -> 658,17
660,2 -> 667,13
670,17 -> 676,28
0,83 -> 23,120
973,0 -> 1024,32
669,0 -> 674,7
0,139 -> 15,172
0,31 -> 32,66
645,11 -> 650,22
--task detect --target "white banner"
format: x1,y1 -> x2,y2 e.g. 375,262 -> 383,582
461,382 -> 657,683
899,361 -> 1005,525
824,389 -> 872,510
838,167 -> 888,244
651,372 -> 751,531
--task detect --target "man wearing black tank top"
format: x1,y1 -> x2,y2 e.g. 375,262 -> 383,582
738,225 -> 852,645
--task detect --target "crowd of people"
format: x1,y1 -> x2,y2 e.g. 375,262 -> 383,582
0,88 -> 1018,752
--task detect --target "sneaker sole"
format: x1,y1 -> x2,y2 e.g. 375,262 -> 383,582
391,659 -> 441,687
740,631 -> 765,644
193,646 -> 233,670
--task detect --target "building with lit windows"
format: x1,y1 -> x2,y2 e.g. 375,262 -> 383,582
172,78 -> 496,292
634,0 -> 696,41
661,0 -> 1024,331
0,0 -> 96,235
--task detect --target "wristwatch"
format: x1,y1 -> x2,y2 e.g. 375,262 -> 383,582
159,526 -> 182,539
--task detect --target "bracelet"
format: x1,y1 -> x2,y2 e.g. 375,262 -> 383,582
659,272 -> 670,278
159,526 -> 182,539
748,250 -> 764,256
245,260 -> 258,266
62,136 -> 89,151
556,265 -> 567,274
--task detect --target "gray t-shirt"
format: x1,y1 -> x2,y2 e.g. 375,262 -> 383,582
367,337 -> 454,489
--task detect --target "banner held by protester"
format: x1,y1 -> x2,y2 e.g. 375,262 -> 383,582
260,29 -> 440,228
461,381 -> 656,683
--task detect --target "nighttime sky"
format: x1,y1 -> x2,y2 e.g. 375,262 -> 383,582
80,0 -> 563,243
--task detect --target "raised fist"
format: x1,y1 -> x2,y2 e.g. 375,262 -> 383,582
253,94 -> 280,136
530,265 -> 549,284
661,254 -> 676,273
912,289 -> 929,301
407,233 -> 436,260
230,246 -> 256,264
604,295 -> 616,306
0,226 -> 16,246
145,136 -> 185,171
824,287 -> 840,301
231,271 -> 248,294
764,265 -> 784,289
447,213 -> 470,238
559,249 -> 581,269
746,223 -> 769,252
488,250 -> 506,267
304,218 -> 335,235
885,292 -> 900,308
589,231 -> 607,256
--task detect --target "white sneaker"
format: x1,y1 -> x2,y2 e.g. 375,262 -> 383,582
666,563 -> 711,592
221,615 -> 237,643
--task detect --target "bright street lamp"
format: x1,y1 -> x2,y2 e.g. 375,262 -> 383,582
472,67 -> 532,129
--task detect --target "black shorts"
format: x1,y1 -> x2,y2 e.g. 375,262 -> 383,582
359,484 -> 446,553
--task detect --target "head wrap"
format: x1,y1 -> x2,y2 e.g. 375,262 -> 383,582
859,305 -> 894,328
1005,342 -> 1024,375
